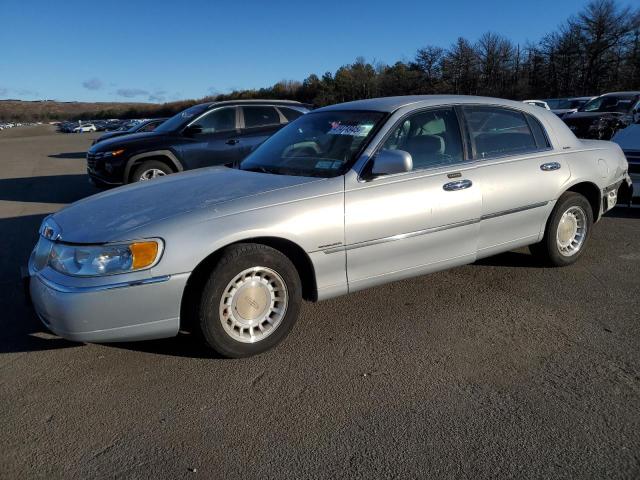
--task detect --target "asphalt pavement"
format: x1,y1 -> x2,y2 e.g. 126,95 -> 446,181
1,126 -> 639,479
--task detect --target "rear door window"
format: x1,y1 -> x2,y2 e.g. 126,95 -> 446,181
463,106 -> 540,159
243,106 -> 280,128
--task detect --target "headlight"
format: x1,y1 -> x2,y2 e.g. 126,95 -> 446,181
103,149 -> 125,158
47,240 -> 162,276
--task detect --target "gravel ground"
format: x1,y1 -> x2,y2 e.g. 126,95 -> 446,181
1,129 -> 639,479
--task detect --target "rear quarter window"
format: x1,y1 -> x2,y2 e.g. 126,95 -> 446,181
279,107 -> 305,122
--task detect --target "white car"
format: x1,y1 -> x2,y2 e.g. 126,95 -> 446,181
73,124 -> 96,133
523,100 -> 551,110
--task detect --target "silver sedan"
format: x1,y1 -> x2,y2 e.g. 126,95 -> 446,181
27,95 -> 631,357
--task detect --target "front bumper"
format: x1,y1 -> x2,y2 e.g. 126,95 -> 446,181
28,268 -> 189,343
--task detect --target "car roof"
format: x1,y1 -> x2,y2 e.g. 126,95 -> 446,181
314,95 -> 539,113
201,99 -> 310,110
600,91 -> 640,97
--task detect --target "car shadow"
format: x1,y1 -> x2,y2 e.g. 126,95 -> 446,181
111,334 -> 227,360
0,174 -> 99,203
605,205 -> 640,219
0,214 -> 80,354
48,152 -> 87,159
474,250 -> 547,269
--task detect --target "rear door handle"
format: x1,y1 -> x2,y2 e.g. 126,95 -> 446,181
443,179 -> 473,191
226,139 -> 239,145
540,162 -> 561,171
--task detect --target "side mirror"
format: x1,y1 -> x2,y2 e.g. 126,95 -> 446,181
183,124 -> 203,136
371,149 -> 413,176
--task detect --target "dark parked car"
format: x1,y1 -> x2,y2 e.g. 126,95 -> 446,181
562,91 -> 640,139
86,100 -> 309,186
91,118 -> 167,145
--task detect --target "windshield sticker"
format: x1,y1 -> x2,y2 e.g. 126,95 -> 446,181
328,121 -> 373,137
181,111 -> 195,118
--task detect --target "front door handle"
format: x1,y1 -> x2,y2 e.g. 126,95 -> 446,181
540,162 -> 561,171
226,139 -> 239,145
443,179 -> 473,191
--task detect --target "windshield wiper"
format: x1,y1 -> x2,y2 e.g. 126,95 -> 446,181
241,166 -> 281,175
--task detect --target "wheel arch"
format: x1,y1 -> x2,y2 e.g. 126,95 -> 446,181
179,236 -> 318,331
562,181 -> 601,221
124,150 -> 183,183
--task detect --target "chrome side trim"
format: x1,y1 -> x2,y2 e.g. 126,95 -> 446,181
323,218 -> 479,254
35,274 -> 171,293
324,201 -> 549,254
480,201 -> 548,221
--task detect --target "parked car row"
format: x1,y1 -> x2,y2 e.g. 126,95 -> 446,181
86,100 -> 310,186
27,95 -> 632,357
0,121 -> 42,130
524,91 -> 640,140
91,118 -> 167,145
57,118 -> 152,133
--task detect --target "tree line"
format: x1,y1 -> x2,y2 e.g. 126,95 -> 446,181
215,0 -> 640,106
2,0 -> 638,123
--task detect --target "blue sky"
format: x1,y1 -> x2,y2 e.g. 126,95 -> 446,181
0,0 -> 628,103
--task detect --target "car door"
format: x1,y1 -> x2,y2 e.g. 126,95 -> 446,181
461,105 -> 571,258
344,107 -> 482,292
178,107 -> 242,169
235,105 -> 286,162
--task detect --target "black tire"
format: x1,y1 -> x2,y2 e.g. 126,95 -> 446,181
529,191 -> 594,266
196,243 -> 302,358
130,160 -> 173,183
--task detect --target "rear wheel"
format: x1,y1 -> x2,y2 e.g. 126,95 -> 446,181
196,244 -> 302,358
529,191 -> 593,266
131,160 -> 173,183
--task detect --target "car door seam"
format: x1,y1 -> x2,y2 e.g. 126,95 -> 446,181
321,201 -> 549,254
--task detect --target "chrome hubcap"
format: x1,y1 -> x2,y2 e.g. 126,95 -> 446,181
556,206 -> 587,256
139,168 -> 166,181
219,266 -> 288,343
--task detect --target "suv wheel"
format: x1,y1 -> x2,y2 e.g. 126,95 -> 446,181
131,160 -> 173,183
529,191 -> 594,266
196,244 -> 302,358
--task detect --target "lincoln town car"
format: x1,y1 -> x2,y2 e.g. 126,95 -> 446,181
27,96 -> 632,357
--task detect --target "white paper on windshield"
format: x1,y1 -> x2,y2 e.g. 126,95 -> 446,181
327,122 -> 373,137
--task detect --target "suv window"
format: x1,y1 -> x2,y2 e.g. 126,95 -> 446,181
194,107 -> 236,134
279,107 -> 304,122
463,106 -> 538,159
243,106 -> 280,128
381,107 -> 464,170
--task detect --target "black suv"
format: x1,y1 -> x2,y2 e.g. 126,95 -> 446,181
86,100 -> 309,186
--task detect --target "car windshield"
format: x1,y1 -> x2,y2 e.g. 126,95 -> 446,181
239,110 -> 386,178
580,95 -> 636,113
155,104 -> 209,133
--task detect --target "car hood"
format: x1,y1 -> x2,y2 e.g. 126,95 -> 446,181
51,167 -> 321,243
90,131 -> 167,151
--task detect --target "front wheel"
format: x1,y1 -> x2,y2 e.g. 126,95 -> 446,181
529,191 -> 594,266
131,160 -> 173,183
196,244 -> 302,358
